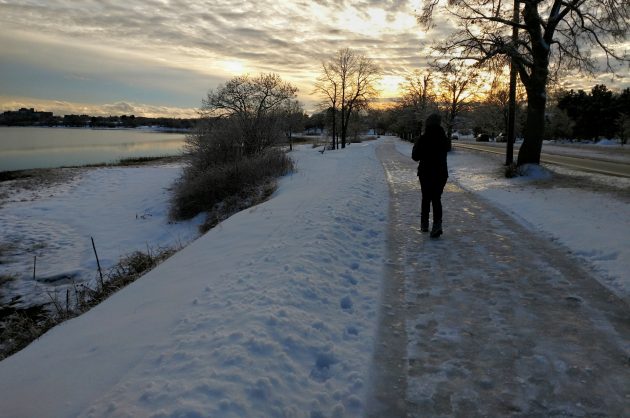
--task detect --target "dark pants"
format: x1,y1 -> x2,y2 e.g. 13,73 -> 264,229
419,176 -> 447,224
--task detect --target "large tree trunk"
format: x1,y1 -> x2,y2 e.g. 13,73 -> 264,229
517,2 -> 550,166
517,83 -> 546,165
341,105 -> 354,149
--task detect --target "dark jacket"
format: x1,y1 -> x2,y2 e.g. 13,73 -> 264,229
411,125 -> 449,179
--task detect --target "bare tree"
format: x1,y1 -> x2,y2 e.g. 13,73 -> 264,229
398,69 -> 437,137
314,62 -> 340,149
279,100 -> 306,151
437,61 -> 479,146
203,73 -> 298,155
484,71 -> 526,137
173,74 -> 296,220
314,48 -> 381,149
419,0 -> 629,165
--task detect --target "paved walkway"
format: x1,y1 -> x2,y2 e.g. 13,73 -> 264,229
367,140 -> 629,417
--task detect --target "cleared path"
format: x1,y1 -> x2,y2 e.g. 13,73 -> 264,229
368,139 -> 630,417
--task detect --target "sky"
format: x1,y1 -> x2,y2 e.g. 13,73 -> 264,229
0,0 -> 627,118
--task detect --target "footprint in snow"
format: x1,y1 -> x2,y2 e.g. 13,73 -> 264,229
340,295 -> 353,311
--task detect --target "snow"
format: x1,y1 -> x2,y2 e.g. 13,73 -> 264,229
0,136 -> 628,416
0,142 -> 389,417
0,164 -> 203,306
594,139 -> 619,146
541,141 -> 630,164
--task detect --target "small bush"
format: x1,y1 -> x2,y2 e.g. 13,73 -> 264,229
0,311 -> 53,360
170,148 -> 294,221
86,247 -> 175,306
200,180 -> 277,233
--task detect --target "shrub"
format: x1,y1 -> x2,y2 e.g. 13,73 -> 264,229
170,74 -> 298,226
0,310 -> 53,360
200,180 -> 277,233
170,147 -> 294,221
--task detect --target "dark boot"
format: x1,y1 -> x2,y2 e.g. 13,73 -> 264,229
421,219 -> 429,232
430,221 -> 442,238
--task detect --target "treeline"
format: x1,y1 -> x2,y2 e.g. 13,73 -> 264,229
302,81 -> 630,145
554,85 -> 630,141
349,74 -> 630,144
0,108 -> 196,130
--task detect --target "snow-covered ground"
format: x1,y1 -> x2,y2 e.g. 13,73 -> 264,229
0,137 -> 628,417
0,164 -> 203,306
0,141 -> 389,417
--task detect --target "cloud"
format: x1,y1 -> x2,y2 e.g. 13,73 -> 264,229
0,0 -> 626,116
0,96 -> 199,118
0,1 -> 430,76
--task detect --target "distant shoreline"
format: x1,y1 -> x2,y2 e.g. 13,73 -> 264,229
0,125 -> 191,133
0,155 -> 185,181
1,107 -> 197,130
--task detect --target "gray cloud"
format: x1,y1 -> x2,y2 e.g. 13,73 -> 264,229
0,0 -> 625,116
0,0 -> 429,73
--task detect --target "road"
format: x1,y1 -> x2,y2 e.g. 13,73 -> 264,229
453,142 -> 630,177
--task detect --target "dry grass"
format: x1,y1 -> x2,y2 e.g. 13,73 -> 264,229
0,245 -> 176,360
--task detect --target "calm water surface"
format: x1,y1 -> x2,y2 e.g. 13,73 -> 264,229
0,126 -> 187,171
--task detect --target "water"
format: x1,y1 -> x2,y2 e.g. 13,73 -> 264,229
0,126 -> 187,171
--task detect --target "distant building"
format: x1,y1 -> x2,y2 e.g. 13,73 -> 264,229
0,107 -> 56,126
0,107 -> 197,129
63,114 -> 92,127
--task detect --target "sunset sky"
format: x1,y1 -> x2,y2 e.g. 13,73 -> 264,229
0,0 -> 627,118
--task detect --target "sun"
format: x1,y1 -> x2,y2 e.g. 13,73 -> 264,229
378,75 -> 405,97
222,60 -> 244,74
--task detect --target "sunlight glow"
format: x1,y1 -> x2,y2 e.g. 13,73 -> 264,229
1,0 -> 621,118
338,7 -> 371,35
335,6 -> 419,36
222,60 -> 245,74
378,75 -> 406,97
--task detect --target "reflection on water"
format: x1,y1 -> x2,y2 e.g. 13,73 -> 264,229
0,126 -> 187,171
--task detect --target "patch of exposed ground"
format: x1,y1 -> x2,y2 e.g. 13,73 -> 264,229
0,167 -> 83,207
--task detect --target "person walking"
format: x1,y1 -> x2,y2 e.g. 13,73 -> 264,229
411,113 -> 449,238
